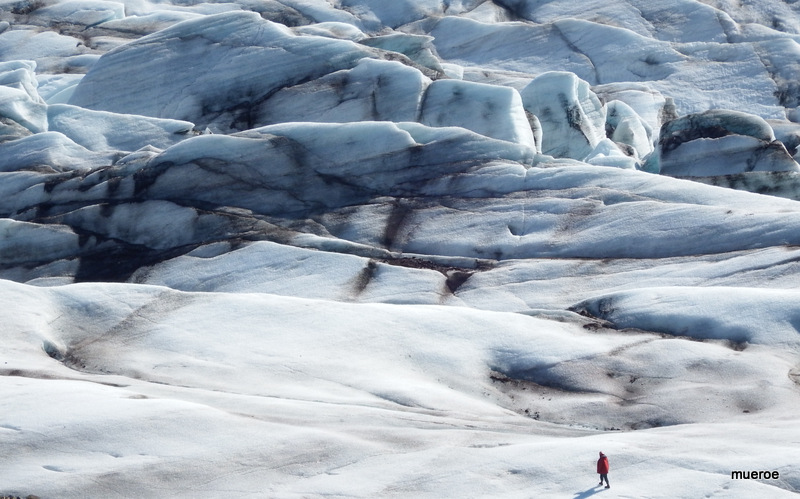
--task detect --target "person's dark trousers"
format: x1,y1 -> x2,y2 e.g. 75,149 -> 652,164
599,474 -> 609,487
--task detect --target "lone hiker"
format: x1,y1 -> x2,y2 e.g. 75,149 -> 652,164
597,452 -> 610,489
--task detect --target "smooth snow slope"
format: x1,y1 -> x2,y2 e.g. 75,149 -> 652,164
3,280 -> 800,498
1,0 -> 800,497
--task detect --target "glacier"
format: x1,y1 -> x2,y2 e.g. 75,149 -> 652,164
2,0 -> 800,497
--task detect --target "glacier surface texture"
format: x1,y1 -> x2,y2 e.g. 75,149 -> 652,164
2,0 -> 800,497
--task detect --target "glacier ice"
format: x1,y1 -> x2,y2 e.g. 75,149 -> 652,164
421,79 -> 536,149
47,103 -> 195,152
605,99 -> 653,158
255,58 -> 430,125
0,131 -> 113,171
3,0 -> 800,497
585,138 -> 639,169
32,0 -> 125,27
68,11 -> 377,130
571,286 -> 800,346
520,71 -> 606,160
654,109 -> 800,176
0,60 -> 47,136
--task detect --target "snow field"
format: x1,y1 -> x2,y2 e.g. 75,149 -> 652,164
1,278 -> 799,496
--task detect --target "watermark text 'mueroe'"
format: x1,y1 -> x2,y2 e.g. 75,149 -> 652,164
731,470 -> 780,479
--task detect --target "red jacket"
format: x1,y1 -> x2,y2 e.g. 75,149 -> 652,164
597,455 -> 609,474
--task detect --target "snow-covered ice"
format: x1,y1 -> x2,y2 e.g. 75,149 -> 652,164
2,0 -> 800,497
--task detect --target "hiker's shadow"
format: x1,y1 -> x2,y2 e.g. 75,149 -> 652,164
573,487 -> 607,499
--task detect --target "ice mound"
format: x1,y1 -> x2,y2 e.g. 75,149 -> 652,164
47,104 -> 194,152
68,11 -> 376,130
0,60 -> 47,138
571,286 -> 800,347
421,79 -> 536,149
255,58 -> 431,125
520,71 -> 606,160
653,109 -> 800,176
